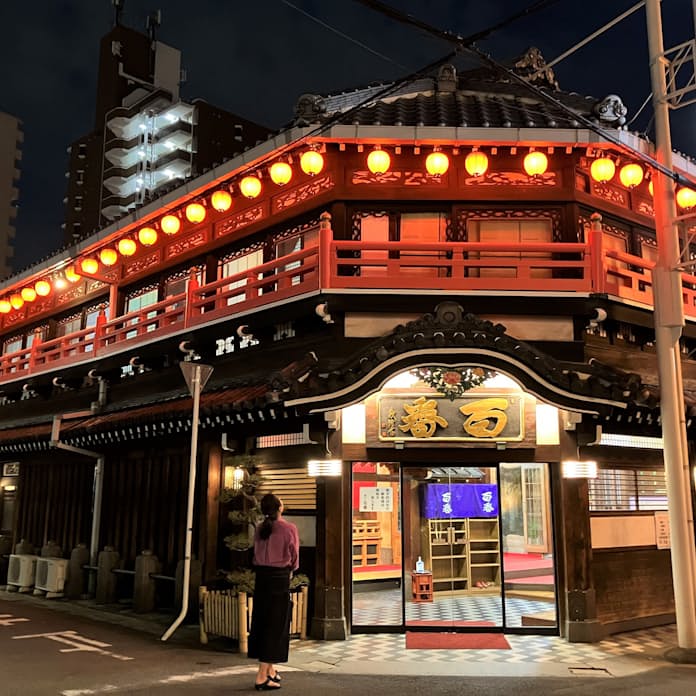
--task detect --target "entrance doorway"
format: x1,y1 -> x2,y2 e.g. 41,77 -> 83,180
351,462 -> 558,632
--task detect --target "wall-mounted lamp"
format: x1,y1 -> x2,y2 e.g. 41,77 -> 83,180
3,484 -> 17,492
307,459 -> 342,477
562,459 -> 598,479
224,465 -> 245,490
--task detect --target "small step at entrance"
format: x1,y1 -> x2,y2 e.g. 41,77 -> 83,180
521,610 -> 557,627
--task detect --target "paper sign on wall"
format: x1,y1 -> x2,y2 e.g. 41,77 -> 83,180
654,511 -> 671,549
359,486 -> 393,512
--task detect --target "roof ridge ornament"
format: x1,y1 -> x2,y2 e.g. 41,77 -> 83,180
436,64 -> 457,92
294,93 -> 327,125
512,46 -> 559,91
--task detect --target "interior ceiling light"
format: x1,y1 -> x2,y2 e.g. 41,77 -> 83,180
367,147 -> 391,174
590,157 -> 616,183
619,163 -> 644,189
138,226 -> 158,246
99,248 -> 118,266
523,151 -> 548,177
270,161 -> 293,185
300,149 -> 324,176
425,150 -> 449,176
240,175 -> 262,199
185,202 -> 207,223
210,191 -> 232,213
118,238 -> 137,256
161,214 -> 181,235
464,150 -> 488,177
34,279 -> 52,297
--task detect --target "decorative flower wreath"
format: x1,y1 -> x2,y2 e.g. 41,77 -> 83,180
411,366 -> 493,400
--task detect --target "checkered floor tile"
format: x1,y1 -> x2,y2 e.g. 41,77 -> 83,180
353,588 -> 555,627
292,624 -> 678,665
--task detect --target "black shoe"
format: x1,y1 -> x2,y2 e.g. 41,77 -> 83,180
254,677 -> 281,691
269,671 -> 281,683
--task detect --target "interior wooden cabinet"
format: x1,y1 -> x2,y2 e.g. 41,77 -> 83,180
424,517 -> 500,593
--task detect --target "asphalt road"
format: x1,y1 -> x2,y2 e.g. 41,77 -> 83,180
2,593 -> 696,695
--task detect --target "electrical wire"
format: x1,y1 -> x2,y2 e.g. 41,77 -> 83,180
219,0 -> 567,183
278,0 -> 409,71
352,0 -> 695,187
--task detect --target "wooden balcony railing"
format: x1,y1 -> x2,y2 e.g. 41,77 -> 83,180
1,222 -> 694,385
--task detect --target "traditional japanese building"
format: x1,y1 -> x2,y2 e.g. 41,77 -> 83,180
1,49 -> 695,643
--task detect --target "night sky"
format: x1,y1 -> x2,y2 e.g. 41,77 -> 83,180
1,0 -> 694,273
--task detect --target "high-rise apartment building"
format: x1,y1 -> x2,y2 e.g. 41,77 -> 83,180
0,112 -> 21,279
63,12 -> 270,243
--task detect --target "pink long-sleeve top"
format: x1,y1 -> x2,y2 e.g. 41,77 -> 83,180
253,517 -> 300,571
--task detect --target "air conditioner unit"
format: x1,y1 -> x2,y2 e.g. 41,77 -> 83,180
7,554 -> 39,589
34,557 -> 69,595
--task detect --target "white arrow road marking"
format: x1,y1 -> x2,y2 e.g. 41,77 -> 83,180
0,614 -> 30,626
13,630 -> 134,660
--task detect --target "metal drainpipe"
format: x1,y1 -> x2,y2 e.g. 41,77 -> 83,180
49,415 -> 104,567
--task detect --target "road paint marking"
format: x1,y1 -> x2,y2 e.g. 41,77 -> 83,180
13,630 -> 134,661
59,665 -> 302,694
0,613 -> 30,626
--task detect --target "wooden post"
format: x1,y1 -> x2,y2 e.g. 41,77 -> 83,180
238,591 -> 249,654
557,426 -> 601,642
588,212 -> 605,294
310,463 -> 347,640
319,211 -> 333,290
184,270 -> 199,328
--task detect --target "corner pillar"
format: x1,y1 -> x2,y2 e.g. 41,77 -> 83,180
311,469 -> 347,640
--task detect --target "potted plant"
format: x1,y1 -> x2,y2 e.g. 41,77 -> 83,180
199,454 -> 309,648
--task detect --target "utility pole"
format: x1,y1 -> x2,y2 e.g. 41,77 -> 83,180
645,0 -> 696,652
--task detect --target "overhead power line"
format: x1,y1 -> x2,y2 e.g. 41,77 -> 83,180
352,0 -> 694,188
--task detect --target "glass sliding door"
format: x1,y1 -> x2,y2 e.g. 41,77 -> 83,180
499,462 -> 557,628
404,465 -> 503,629
350,461 -> 402,627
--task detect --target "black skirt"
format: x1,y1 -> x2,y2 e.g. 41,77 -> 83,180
247,566 -> 292,663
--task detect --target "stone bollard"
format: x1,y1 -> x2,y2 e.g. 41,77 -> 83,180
41,540 -> 62,558
15,539 -> 35,555
133,549 -> 160,614
65,544 -> 89,599
0,535 -> 11,556
175,557 -> 202,618
0,534 -> 10,585
96,546 -> 120,604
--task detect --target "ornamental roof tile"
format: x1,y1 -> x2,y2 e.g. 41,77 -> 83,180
293,49 -> 628,131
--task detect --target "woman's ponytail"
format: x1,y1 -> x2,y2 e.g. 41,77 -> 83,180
258,493 -> 281,540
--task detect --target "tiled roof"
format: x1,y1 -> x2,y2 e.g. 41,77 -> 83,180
0,384 -> 279,452
294,50 -> 627,131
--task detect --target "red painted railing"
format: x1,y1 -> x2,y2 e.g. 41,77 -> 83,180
1,230 -> 694,385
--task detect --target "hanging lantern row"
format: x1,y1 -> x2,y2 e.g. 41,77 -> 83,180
364,146 -> 550,178
0,146 -> 328,315
590,155 -> 696,209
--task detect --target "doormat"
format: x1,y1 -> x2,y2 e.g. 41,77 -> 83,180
407,620 -> 495,628
405,631 -> 511,650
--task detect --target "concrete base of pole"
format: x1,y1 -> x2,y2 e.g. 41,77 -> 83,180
664,647 -> 696,664
565,619 -> 603,643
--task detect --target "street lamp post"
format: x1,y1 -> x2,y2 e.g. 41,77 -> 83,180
646,0 -> 696,652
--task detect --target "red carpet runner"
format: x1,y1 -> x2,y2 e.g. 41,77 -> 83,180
405,632 -> 511,650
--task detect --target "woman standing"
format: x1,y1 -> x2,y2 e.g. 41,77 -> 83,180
248,493 -> 300,691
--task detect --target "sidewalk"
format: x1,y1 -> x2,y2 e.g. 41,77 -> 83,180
1,590 -> 680,679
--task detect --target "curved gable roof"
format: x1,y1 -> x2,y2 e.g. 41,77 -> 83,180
284,302 -> 647,416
